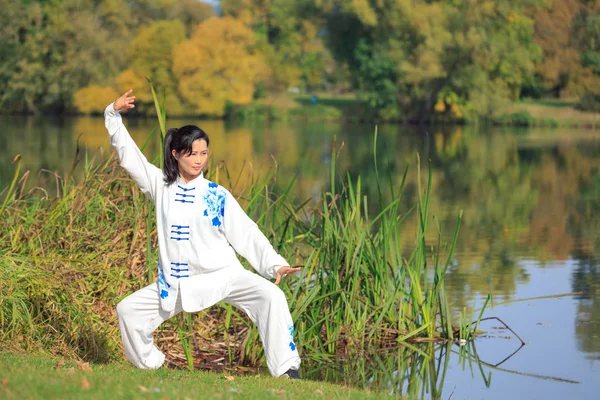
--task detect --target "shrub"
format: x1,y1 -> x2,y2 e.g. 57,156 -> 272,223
74,86 -> 120,115
577,92 -> 600,113
510,111 -> 533,127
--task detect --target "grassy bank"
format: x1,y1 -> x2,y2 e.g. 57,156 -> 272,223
0,89 -> 480,373
232,94 -> 600,127
0,351 -> 396,400
494,98 -> 600,128
227,93 -> 368,122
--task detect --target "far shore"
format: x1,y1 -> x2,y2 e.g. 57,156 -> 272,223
2,95 -> 599,128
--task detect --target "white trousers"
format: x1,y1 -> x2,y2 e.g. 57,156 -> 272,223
116,269 -> 301,377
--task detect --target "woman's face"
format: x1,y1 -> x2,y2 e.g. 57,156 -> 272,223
172,139 -> 209,183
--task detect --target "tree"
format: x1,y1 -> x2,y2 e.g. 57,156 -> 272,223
74,85 -> 120,114
317,0 -> 545,121
530,0 -> 600,98
172,16 -> 268,116
1,0 -> 131,113
117,19 -> 188,115
170,0 -> 214,31
221,0 -> 332,91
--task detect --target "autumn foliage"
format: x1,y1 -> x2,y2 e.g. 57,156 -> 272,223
74,86 -> 120,115
4,0 -> 600,118
173,16 -> 268,116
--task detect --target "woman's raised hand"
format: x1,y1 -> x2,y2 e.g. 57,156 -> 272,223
114,90 -> 136,112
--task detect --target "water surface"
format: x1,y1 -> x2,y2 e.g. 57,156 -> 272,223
1,115 -> 598,399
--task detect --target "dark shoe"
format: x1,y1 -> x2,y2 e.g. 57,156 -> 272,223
280,368 -> 301,380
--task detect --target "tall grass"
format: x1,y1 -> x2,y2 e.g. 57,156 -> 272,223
0,91 -> 485,371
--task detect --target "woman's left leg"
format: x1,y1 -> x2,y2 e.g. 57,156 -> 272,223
223,269 -> 301,377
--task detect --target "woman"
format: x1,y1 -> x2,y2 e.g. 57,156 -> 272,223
105,90 -> 301,379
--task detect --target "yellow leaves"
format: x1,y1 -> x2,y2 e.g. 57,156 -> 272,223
434,100 -> 462,118
173,16 -> 268,117
401,3 -> 449,84
125,20 -> 186,106
434,91 -> 463,119
345,0 -> 378,27
49,358 -> 92,390
115,69 -> 155,112
80,378 -> 91,389
74,360 -> 92,372
116,70 -> 147,100
74,85 -> 119,114
129,20 -> 186,75
221,0 -> 262,26
451,103 -> 462,118
138,384 -> 151,392
434,101 -> 446,113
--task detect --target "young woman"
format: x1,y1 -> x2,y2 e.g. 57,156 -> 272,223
105,90 -> 301,379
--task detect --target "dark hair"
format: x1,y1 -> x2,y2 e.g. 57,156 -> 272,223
163,125 -> 209,184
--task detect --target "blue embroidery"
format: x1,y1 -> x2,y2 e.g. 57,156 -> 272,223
157,262 -> 170,299
175,199 -> 194,204
203,181 -> 226,227
169,262 -> 189,273
170,225 -> 190,241
175,186 -> 196,204
288,325 -> 296,351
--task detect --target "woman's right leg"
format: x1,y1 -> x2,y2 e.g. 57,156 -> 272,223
116,282 -> 182,369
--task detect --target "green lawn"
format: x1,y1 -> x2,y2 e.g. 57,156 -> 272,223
0,352 -> 398,400
505,98 -> 600,126
515,99 -> 579,108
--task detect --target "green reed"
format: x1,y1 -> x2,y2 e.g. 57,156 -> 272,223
0,91 -> 486,370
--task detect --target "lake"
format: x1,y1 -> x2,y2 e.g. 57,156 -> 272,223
1,114 -> 599,399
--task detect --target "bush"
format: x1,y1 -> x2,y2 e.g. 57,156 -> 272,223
490,113 -> 511,126
288,104 -> 342,120
576,92 -> 600,112
510,111 -> 534,127
538,118 -> 559,128
74,85 -> 120,115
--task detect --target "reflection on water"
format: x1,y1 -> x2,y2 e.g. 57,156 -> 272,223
573,261 -> 600,360
303,338 -> 578,399
1,115 -> 599,397
303,265 -> 598,399
304,344 -> 455,399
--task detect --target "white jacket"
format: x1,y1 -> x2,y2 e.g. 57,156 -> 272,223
105,103 -> 289,312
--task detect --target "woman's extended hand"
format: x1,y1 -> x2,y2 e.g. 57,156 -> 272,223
114,89 -> 136,112
274,266 -> 302,285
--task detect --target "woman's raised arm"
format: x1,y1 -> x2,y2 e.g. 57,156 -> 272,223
105,90 -> 163,202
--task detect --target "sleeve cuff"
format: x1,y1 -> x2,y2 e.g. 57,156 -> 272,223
105,102 -> 121,117
268,265 -> 280,279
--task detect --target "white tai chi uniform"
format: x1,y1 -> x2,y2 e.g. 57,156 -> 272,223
104,103 -> 301,377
